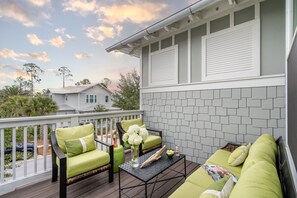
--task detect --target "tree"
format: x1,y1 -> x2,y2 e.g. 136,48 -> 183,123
0,95 -> 58,118
75,78 -> 91,86
23,63 -> 44,95
94,104 -> 108,112
0,85 -> 29,102
100,78 -> 112,88
113,70 -> 140,110
57,66 -> 73,88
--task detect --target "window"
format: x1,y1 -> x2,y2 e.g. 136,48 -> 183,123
65,95 -> 67,101
148,45 -> 178,86
201,20 -> 260,81
86,95 -> 89,103
105,96 -> 109,103
94,95 -> 97,103
90,95 -> 94,103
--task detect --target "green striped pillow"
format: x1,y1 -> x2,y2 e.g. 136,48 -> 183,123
65,134 -> 96,157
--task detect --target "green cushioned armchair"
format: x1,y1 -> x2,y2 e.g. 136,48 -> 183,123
51,123 -> 113,198
116,118 -> 162,156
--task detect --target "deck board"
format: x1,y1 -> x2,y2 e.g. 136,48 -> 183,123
1,160 -> 200,198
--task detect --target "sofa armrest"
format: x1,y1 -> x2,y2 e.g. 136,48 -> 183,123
147,128 -> 162,138
51,131 -> 66,160
221,142 -> 241,152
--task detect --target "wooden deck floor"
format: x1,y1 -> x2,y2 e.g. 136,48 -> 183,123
1,160 -> 200,198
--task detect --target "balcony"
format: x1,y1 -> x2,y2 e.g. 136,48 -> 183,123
0,110 -> 198,197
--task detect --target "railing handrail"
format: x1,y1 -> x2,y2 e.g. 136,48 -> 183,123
0,110 -> 144,128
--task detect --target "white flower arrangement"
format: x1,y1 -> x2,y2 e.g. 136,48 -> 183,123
122,124 -> 149,146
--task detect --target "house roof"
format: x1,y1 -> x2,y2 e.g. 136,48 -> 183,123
49,83 -> 113,94
105,0 -> 224,57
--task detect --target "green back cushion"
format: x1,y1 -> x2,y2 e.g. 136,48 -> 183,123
228,143 -> 251,166
230,161 -> 282,198
241,134 -> 277,174
65,134 -> 96,157
56,123 -> 94,153
121,118 -> 143,132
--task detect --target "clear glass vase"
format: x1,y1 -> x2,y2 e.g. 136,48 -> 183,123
130,145 -> 139,168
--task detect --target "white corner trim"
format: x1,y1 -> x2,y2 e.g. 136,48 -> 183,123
140,74 -> 285,93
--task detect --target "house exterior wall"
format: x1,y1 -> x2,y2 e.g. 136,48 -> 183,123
80,86 -> 113,110
142,85 -> 285,164
141,0 -> 285,86
51,94 -> 64,105
261,0 -> 285,75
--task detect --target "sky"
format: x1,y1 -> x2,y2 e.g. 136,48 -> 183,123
0,0 -> 195,91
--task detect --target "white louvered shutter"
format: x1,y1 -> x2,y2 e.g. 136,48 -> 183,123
202,20 -> 260,81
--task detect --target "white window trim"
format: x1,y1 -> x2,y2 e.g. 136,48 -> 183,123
140,74 -> 285,93
148,45 -> 178,87
201,19 -> 260,81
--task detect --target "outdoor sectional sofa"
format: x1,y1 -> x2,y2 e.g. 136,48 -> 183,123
170,134 -> 296,198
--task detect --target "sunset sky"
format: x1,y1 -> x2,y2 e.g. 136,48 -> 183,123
0,0 -> 194,91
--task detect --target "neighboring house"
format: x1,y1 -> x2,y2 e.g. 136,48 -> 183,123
107,0 -> 294,164
49,83 -> 116,114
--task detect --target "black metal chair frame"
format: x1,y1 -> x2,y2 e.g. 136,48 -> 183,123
116,122 -> 162,156
51,128 -> 114,198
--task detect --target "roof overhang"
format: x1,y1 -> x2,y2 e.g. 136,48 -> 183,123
105,0 -> 224,57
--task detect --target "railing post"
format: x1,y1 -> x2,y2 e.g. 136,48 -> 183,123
70,116 -> 79,127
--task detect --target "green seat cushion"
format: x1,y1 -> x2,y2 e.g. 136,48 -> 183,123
57,149 -> 110,178
169,181 -> 205,198
186,167 -> 216,189
206,149 -> 242,178
230,161 -> 282,198
142,135 -> 162,150
56,124 -> 94,153
121,118 -> 143,132
228,143 -> 251,166
65,134 -> 96,157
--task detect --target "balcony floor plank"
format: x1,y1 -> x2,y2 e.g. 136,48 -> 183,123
1,160 -> 200,198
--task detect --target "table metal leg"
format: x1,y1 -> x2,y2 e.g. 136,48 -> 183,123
184,157 -> 187,179
145,182 -> 148,198
119,168 -> 121,198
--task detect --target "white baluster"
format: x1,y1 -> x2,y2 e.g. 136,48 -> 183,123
23,127 -> 27,177
43,125 -> 47,171
12,128 -> 16,180
0,129 -> 4,183
34,126 -> 37,174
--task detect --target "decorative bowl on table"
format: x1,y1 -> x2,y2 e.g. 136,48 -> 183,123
166,150 -> 175,159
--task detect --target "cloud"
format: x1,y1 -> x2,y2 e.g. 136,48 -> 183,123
0,1 -> 36,27
49,36 -> 65,48
55,27 -> 66,34
110,51 -> 123,57
75,53 -> 92,59
45,68 -> 58,74
0,48 -> 50,62
27,0 -> 51,7
97,2 -> 168,25
27,34 -> 44,46
85,25 -> 123,42
27,52 -> 50,62
0,64 -> 29,80
62,0 -> 97,16
0,80 -> 6,85
65,34 -> 76,40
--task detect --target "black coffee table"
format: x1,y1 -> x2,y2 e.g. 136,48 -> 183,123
118,151 -> 186,198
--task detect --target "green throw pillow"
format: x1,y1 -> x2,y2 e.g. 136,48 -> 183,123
65,134 -> 96,157
121,118 -> 143,132
199,177 -> 234,198
228,143 -> 251,166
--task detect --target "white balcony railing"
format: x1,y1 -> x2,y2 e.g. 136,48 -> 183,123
0,110 -> 143,195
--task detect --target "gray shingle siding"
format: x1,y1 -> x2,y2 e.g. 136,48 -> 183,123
142,86 -> 285,164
